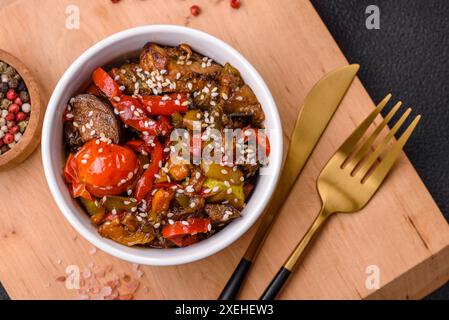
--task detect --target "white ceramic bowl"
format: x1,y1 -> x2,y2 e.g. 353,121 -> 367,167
42,25 -> 283,266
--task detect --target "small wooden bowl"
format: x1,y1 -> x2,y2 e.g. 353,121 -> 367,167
0,49 -> 43,170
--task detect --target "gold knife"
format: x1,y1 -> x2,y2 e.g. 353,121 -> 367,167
218,64 -> 360,300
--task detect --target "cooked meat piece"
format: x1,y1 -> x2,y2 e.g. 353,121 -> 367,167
205,204 -> 241,226
219,63 -> 244,99
64,121 -> 84,151
193,80 -> 221,109
225,113 -> 253,129
66,94 -> 120,149
110,63 -> 150,95
139,43 -> 222,94
140,43 -> 168,71
224,85 -> 265,127
240,163 -> 261,178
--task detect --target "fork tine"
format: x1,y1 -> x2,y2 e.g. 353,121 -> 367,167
335,94 -> 392,164
364,115 -> 421,186
354,108 -> 412,180
344,101 -> 402,172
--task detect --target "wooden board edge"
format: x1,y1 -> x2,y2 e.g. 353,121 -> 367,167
365,243 -> 449,299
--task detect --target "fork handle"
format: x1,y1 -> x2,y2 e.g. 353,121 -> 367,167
260,267 -> 291,300
259,209 -> 329,300
218,258 -> 252,300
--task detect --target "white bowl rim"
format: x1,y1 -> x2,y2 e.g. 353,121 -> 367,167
42,25 -> 283,266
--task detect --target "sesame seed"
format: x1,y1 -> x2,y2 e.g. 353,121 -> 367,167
168,219 -> 174,225
113,96 -> 121,102
182,221 -> 189,226
227,188 -> 233,194
207,224 -> 212,232
221,169 -> 228,175
212,186 -> 220,193
236,96 -> 243,101
81,159 -> 87,164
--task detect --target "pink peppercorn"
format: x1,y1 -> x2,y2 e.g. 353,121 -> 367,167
230,0 -> 241,9
16,112 -> 26,122
190,5 -> 201,16
6,89 -> 17,100
3,133 -> 14,145
9,104 -> 19,114
14,97 -> 22,106
9,125 -> 19,134
5,113 -> 15,121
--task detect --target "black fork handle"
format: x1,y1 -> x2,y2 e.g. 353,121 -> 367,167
218,258 -> 252,300
259,267 -> 291,300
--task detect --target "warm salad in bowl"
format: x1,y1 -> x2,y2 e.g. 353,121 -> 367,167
62,42 -> 270,249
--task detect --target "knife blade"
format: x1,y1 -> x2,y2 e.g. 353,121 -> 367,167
218,64 -> 360,300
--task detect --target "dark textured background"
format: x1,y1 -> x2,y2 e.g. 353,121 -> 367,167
1,0 -> 449,300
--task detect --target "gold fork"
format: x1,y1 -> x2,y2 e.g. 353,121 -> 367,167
260,94 -> 421,300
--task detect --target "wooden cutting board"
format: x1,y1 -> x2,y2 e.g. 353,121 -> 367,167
1,0 -> 448,300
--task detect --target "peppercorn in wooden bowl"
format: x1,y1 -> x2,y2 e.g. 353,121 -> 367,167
0,49 -> 43,170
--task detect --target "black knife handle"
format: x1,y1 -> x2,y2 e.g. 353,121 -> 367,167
218,258 -> 252,300
259,267 -> 291,300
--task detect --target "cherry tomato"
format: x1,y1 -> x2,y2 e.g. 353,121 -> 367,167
64,140 -> 139,199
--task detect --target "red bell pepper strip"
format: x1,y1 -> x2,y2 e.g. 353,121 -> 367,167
139,94 -> 190,116
92,68 -> 121,99
126,139 -> 154,155
133,141 -> 163,202
113,95 -> 164,135
162,217 -> 211,240
242,127 -> 271,157
92,68 -> 172,137
167,234 -> 202,247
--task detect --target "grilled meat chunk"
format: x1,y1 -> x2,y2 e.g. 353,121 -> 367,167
64,94 -> 120,150
139,43 -> 222,94
204,204 -> 241,226
224,85 -> 265,127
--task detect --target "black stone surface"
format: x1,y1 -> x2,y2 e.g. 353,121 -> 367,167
1,0 -> 449,300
